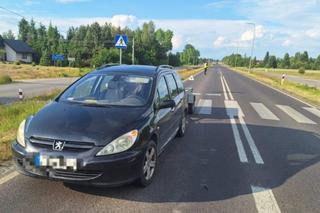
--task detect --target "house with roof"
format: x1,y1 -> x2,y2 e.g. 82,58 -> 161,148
0,38 -> 35,63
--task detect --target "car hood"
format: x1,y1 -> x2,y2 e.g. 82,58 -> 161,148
25,101 -> 151,146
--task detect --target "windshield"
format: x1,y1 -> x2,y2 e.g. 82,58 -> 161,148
59,73 -> 153,107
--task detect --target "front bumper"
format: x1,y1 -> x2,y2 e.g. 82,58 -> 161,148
11,140 -> 144,186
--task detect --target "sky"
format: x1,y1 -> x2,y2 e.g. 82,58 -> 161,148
1,0 -> 320,59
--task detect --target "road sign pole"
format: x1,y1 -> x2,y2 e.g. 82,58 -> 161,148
119,48 -> 122,64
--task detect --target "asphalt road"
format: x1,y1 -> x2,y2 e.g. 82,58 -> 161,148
1,65 -> 320,212
0,77 -> 78,104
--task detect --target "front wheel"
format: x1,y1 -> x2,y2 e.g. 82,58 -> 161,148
137,141 -> 157,187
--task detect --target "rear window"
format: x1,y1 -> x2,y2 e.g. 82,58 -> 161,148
165,74 -> 179,98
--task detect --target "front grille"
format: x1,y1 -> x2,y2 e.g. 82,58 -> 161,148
52,170 -> 102,180
29,137 -> 95,152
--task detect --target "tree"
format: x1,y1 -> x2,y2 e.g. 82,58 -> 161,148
180,44 -> 200,65
267,56 -> 277,68
283,53 -> 290,68
18,18 -> 29,42
263,51 -> 269,66
2,30 -> 15,39
91,48 -> 119,67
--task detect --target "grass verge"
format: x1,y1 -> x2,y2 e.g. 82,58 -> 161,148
0,90 -> 61,161
225,65 -> 320,107
0,63 -> 91,82
178,67 -> 203,80
0,75 -> 12,85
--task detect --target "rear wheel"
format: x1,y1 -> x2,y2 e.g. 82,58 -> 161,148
188,103 -> 195,114
137,141 -> 157,187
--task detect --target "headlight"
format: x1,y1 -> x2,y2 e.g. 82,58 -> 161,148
17,119 -> 26,147
96,130 -> 138,156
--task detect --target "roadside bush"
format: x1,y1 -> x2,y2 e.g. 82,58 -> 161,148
15,61 -> 20,65
32,62 -> 36,66
298,67 -> 305,74
0,75 -> 13,84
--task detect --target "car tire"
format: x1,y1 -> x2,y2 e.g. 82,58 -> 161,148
176,113 -> 186,137
188,103 -> 195,114
137,141 -> 157,187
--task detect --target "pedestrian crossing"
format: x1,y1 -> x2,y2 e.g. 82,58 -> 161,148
194,97 -> 320,125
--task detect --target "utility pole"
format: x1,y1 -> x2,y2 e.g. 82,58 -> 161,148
247,22 -> 256,72
132,38 -> 135,65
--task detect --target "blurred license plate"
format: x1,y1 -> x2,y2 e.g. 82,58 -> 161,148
34,154 -> 77,171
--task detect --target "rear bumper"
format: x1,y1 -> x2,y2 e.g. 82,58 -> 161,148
11,140 -> 144,186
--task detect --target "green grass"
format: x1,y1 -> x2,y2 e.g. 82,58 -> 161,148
226,66 -> 320,107
0,75 -> 12,85
0,63 -> 91,82
177,67 -> 203,80
246,67 -> 320,80
0,90 -> 61,161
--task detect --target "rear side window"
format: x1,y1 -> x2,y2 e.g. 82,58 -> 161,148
165,74 -> 179,98
173,73 -> 184,92
157,76 -> 170,102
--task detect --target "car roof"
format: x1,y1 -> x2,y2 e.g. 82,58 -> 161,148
90,65 -> 174,77
90,65 -> 155,76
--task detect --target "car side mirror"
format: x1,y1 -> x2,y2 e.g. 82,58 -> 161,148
158,99 -> 176,109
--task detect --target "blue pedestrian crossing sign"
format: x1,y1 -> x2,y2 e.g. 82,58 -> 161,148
114,34 -> 128,49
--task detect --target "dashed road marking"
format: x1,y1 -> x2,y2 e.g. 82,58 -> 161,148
303,107 -> 320,119
250,102 -> 280,121
251,185 -> 281,213
196,99 -> 212,115
277,105 -> 316,124
206,93 -> 221,96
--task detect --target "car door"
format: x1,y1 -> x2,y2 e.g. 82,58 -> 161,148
155,76 -> 174,149
165,73 -> 183,131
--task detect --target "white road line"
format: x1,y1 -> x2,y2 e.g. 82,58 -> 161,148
222,76 -> 234,100
239,117 -> 264,164
0,171 -> 19,185
196,99 -> 212,115
251,185 -> 281,213
250,102 -> 280,121
193,92 -> 201,96
277,105 -> 316,124
220,76 -> 228,100
303,107 -> 320,119
206,93 -> 221,96
230,118 -> 248,163
225,100 -> 244,118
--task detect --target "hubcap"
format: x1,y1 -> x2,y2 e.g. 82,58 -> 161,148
143,147 -> 156,180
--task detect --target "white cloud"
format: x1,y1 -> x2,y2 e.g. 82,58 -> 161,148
213,36 -> 226,47
306,28 -> 320,39
111,15 -> 138,29
282,39 -> 292,47
240,25 -> 264,41
171,34 -> 183,50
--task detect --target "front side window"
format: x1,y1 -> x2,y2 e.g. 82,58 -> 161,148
157,76 -> 170,103
59,73 -> 153,106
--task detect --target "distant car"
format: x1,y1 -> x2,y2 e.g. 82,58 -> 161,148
12,64 -> 193,187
